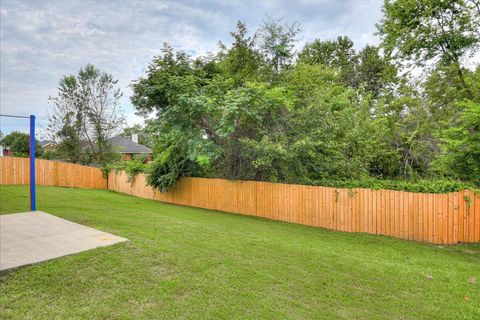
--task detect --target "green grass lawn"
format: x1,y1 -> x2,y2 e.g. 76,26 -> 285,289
0,185 -> 479,319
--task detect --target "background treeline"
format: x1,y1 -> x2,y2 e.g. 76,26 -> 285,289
25,0 -> 477,193
129,0 -> 480,193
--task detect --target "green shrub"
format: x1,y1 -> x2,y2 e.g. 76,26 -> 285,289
301,177 -> 478,193
102,160 -> 150,182
125,160 -> 150,182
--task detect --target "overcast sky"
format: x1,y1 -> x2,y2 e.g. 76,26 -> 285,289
0,0 -> 384,136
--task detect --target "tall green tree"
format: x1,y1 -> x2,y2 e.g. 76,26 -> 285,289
434,100 -> 480,184
355,45 -> 397,97
377,0 -> 480,97
132,28 -> 291,189
48,64 -> 125,164
256,16 -> 300,74
297,36 -> 358,86
217,21 -> 264,85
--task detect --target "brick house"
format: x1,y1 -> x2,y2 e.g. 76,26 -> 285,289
109,134 -> 152,161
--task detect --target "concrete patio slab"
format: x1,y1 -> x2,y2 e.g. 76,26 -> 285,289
0,211 -> 128,271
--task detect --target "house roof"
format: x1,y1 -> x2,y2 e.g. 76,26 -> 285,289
40,140 -> 56,147
109,136 -> 152,154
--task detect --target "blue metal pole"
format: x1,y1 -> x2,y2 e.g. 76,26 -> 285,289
30,115 -> 36,211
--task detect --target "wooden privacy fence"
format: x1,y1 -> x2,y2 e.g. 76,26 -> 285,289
1,157 -> 479,245
108,171 -> 480,245
0,157 -> 106,189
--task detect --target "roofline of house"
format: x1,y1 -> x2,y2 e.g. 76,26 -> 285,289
117,151 -> 152,154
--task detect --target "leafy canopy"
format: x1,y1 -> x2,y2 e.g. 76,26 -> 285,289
128,10 -> 480,193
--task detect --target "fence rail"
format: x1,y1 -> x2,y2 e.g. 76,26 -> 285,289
0,157 -> 106,189
108,171 -> 480,245
1,157 -> 478,244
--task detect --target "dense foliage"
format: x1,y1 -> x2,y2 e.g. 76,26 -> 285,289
102,154 -> 151,182
0,131 -> 43,157
129,1 -> 479,193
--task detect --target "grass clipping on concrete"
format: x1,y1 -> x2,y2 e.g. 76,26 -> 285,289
0,185 -> 479,319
